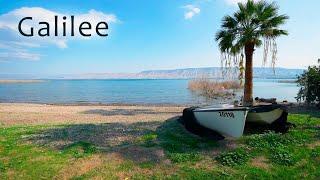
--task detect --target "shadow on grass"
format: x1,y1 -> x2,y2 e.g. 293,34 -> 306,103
26,113 -> 303,165
243,123 -> 273,135
81,108 -> 178,116
243,122 -> 292,135
287,105 -> 320,118
26,116 -> 222,164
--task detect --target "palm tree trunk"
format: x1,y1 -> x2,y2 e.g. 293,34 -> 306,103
243,43 -> 254,107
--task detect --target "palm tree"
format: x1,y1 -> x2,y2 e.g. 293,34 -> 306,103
215,0 -> 288,106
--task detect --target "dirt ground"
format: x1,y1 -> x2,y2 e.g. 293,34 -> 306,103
0,103 -> 185,126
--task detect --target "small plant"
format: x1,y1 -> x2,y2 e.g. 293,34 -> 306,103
245,131 -> 304,150
215,149 -> 249,167
174,167 -> 216,179
311,147 -> 320,158
63,141 -> 97,158
270,148 -> 295,166
167,152 -> 202,163
0,161 -> 5,172
138,133 -> 158,147
246,131 -> 287,149
138,161 -> 156,169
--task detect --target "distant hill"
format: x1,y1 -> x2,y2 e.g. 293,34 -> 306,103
138,67 -> 304,79
0,67 -> 304,79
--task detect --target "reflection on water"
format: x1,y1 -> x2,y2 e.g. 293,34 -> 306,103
0,79 -> 299,105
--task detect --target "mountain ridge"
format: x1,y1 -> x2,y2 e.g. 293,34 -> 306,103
0,67 -> 304,79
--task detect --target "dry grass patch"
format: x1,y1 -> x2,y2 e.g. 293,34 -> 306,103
250,156 -> 270,170
188,78 -> 241,99
209,139 -> 238,157
6,170 -> 16,179
27,122 -> 163,150
29,156 -> 52,163
307,140 -> 320,149
117,146 -> 165,163
55,155 -> 103,180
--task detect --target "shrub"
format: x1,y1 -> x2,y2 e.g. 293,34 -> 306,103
296,61 -> 320,106
188,78 -> 241,99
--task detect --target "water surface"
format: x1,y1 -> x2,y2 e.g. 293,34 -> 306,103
0,79 -> 299,105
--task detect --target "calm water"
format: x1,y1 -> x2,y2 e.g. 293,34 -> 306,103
0,79 -> 299,105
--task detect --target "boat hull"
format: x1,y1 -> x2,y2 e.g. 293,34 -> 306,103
183,107 -> 249,138
247,105 -> 287,124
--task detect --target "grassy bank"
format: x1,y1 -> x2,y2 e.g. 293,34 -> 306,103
0,109 -> 319,179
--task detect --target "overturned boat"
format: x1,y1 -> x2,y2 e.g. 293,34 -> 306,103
182,104 -> 289,138
246,104 -> 290,132
247,104 -> 288,124
183,105 -> 249,138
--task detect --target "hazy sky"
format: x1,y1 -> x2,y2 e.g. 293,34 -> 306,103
0,0 -> 319,75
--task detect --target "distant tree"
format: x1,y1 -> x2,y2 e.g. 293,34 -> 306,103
215,0 -> 288,106
296,61 -> 320,107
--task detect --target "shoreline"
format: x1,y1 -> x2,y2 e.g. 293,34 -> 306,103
0,100 -> 300,107
0,101 -> 189,107
0,79 -> 45,83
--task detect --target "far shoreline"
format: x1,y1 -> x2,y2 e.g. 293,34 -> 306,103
0,79 -> 45,83
0,101 -> 301,107
0,102 -> 188,107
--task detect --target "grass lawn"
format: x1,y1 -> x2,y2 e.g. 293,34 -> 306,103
0,110 -> 319,179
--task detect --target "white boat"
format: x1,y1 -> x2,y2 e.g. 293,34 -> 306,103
183,105 -> 249,138
246,104 -> 288,124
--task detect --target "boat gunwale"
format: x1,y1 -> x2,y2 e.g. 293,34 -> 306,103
194,107 -> 249,112
249,104 -> 286,113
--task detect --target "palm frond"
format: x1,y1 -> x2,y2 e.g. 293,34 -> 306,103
262,14 -> 289,29
221,15 -> 238,29
215,0 -> 288,71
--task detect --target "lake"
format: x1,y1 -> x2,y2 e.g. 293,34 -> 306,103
0,79 -> 299,105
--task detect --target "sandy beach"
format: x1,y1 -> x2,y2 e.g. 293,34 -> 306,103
0,103 -> 185,126
0,102 -> 310,126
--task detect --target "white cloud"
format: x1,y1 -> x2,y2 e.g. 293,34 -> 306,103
9,41 -> 41,48
0,40 -> 42,61
0,51 -> 41,61
182,5 -> 201,20
0,7 -> 118,61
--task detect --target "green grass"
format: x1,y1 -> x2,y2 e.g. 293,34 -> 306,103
63,141 -> 97,158
0,112 -> 320,179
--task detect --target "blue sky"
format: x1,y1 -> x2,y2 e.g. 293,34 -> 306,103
0,0 -> 319,75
